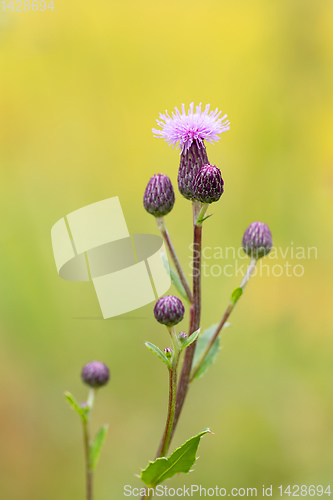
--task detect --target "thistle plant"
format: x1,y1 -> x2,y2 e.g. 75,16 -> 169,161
64,361 -> 110,500
140,103 -> 273,498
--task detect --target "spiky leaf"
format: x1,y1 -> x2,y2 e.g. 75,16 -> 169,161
141,429 -> 211,487
180,329 -> 200,350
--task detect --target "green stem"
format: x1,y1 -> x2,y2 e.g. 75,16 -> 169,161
82,388 -> 95,500
195,203 -> 209,225
240,257 -> 257,289
189,258 -> 257,381
156,217 -> 193,303
82,418 -> 93,500
158,351 -> 180,458
155,326 -> 181,458
87,388 -> 95,410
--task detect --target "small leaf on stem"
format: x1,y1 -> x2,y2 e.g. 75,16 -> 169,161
90,424 -> 109,470
145,342 -> 172,369
180,329 -> 200,350
196,213 -> 213,224
64,391 -> 87,422
231,287 -> 243,305
140,429 -> 211,487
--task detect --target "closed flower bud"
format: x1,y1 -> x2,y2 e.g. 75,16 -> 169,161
143,174 -> 175,217
242,222 -> 272,259
178,142 -> 209,200
164,347 -> 173,359
154,295 -> 185,327
178,332 -> 187,342
81,361 -> 110,388
192,164 -> 224,204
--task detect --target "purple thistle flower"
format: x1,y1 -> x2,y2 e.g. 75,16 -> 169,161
154,295 -> 185,327
81,361 -> 110,388
143,174 -> 175,217
192,164 -> 224,204
153,103 -> 229,201
242,222 -> 273,259
152,103 -> 230,153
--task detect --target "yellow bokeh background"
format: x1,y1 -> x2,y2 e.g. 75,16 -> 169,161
1,1 -> 333,498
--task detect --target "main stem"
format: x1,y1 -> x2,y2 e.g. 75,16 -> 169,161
170,202 -> 203,441
156,217 -> 193,303
190,258 -> 257,381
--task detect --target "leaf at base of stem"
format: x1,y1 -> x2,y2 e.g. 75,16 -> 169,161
140,429 -> 211,487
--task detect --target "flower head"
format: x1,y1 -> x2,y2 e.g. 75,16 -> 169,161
192,164 -> 224,204
242,222 -> 273,259
153,103 -> 230,153
154,295 -> 185,327
81,361 -> 110,388
143,174 -> 175,217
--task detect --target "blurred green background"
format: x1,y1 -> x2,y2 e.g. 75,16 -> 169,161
1,0 -> 333,498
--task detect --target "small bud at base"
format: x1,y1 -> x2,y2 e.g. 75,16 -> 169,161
164,347 -> 173,359
178,332 -> 188,342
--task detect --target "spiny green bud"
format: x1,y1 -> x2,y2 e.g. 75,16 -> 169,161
178,332 -> 188,342
164,347 -> 173,359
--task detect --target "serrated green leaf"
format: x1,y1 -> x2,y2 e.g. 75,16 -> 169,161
64,391 -> 87,421
161,252 -> 189,302
90,424 -> 108,470
141,429 -> 211,487
145,342 -> 171,369
231,286 -> 243,304
180,329 -> 200,350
